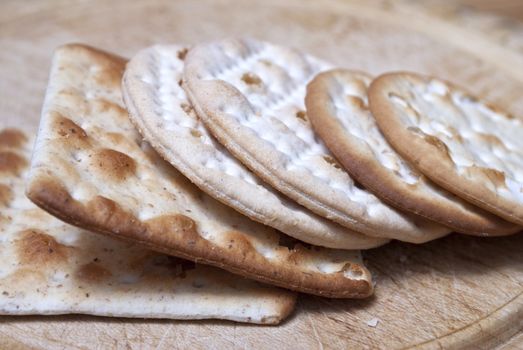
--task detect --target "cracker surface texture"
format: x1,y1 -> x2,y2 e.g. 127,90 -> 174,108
369,72 -> 523,226
26,44 -> 373,298
184,38 -> 449,243
122,45 -> 388,249
0,127 -> 296,324
305,69 -> 519,236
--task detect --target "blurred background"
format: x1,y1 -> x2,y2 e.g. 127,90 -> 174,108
458,0 -> 523,21
456,0 -> 523,21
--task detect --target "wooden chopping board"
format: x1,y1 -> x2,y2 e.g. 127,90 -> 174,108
0,0 -> 522,348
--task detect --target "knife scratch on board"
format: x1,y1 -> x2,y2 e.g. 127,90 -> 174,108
155,324 -> 173,350
307,313 -> 324,350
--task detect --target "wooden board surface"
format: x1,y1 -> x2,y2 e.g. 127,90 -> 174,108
0,0 -> 522,348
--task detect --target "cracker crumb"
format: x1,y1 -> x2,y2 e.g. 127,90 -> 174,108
367,318 -> 379,327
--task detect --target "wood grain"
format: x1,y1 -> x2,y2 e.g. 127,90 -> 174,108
0,0 -> 522,348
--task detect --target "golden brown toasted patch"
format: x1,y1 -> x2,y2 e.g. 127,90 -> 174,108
464,166 -> 507,189
241,73 -> 263,86
407,127 -> 453,163
346,95 -> 366,109
92,99 -> 129,120
295,110 -> 307,121
177,48 -> 188,61
222,231 -> 258,260
145,214 -> 207,251
0,129 -> 27,149
0,151 -> 27,175
16,229 -> 69,266
93,65 -> 126,88
76,262 -> 113,283
476,133 -> 506,149
322,155 -> 342,170
89,148 -> 136,181
54,114 -> 88,139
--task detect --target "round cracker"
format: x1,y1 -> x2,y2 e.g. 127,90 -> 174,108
122,45 -> 387,249
369,71 -> 523,226
183,38 -> 450,243
306,69 -> 519,236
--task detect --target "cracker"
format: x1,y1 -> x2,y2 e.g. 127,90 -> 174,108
305,69 -> 519,236
122,45 -> 388,250
369,72 -> 523,226
0,127 -> 296,324
26,44 -> 373,298
183,38 -> 449,243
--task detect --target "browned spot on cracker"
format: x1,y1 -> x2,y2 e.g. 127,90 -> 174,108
16,229 -> 69,266
190,129 -> 202,138
465,166 -> 507,189
54,114 -> 88,139
323,155 -> 341,169
445,126 -> 463,143
0,151 -> 27,175
146,214 -> 200,246
180,103 -> 193,115
91,54 -> 126,88
93,67 -> 125,88
0,184 -> 12,207
76,262 -> 112,282
346,95 -> 366,109
87,196 -> 146,236
423,135 -> 452,160
241,73 -> 262,86
223,231 -> 258,262
408,127 -> 453,162
90,148 -> 136,181
259,59 -> 273,66
93,99 -> 127,116
0,129 -> 27,149
484,102 -> 513,119
295,110 -> 307,121
177,48 -> 188,61
287,244 -> 314,266
90,99 -> 129,123
105,132 -> 129,146
476,133 -> 506,149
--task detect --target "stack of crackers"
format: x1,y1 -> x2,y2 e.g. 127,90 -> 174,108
1,38 -> 521,324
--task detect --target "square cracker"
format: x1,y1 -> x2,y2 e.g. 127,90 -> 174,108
26,44 -> 373,298
0,127 -> 296,324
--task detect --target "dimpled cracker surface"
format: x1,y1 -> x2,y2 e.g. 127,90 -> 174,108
26,44 -> 373,298
305,69 -> 520,236
369,72 -> 523,226
183,38 -> 449,243
0,128 -> 296,324
122,45 -> 388,250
